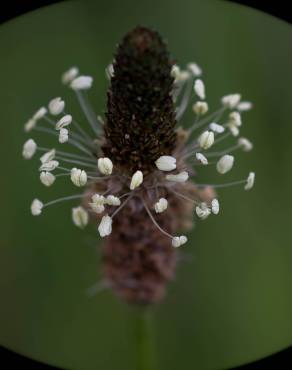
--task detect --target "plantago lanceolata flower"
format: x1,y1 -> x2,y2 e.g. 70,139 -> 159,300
22,26 -> 255,305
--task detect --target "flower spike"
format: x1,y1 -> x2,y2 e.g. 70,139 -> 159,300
22,26 -> 255,305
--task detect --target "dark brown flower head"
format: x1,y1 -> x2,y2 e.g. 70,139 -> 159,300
23,25 -> 255,306
103,26 -> 177,174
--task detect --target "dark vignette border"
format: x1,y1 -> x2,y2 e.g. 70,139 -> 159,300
1,344 -> 292,369
0,0 -> 65,24
0,0 -> 291,369
227,1 -> 292,24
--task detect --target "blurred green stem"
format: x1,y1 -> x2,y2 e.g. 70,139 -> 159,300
136,310 -> 157,370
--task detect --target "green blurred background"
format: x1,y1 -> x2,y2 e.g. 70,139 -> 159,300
0,1 -> 292,369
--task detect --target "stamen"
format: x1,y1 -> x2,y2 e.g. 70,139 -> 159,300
184,131 -> 232,160
169,188 -> 200,205
142,198 -> 173,239
176,77 -> 194,121
87,175 -> 111,180
37,147 -> 96,163
172,79 -> 188,103
194,179 -> 246,188
33,126 -> 94,157
110,194 -> 133,219
102,188 -> 113,196
181,145 -> 203,161
205,143 -> 240,158
42,115 -> 55,127
213,132 -> 231,145
119,191 -> 132,199
86,280 -> 111,298
64,110 -> 93,143
43,194 -> 84,208
75,91 -> 102,136
55,173 -> 71,177
188,106 -> 226,135
57,166 -> 72,172
154,183 -> 159,198
54,155 -> 97,169
43,115 -> 92,146
97,115 -> 104,125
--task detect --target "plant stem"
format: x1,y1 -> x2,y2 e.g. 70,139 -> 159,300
135,309 -> 157,370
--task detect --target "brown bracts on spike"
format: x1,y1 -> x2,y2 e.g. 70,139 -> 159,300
102,198 -> 177,305
100,183 -> 199,305
102,26 -> 177,174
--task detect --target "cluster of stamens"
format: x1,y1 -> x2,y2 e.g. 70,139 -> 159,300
22,59 -> 255,249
